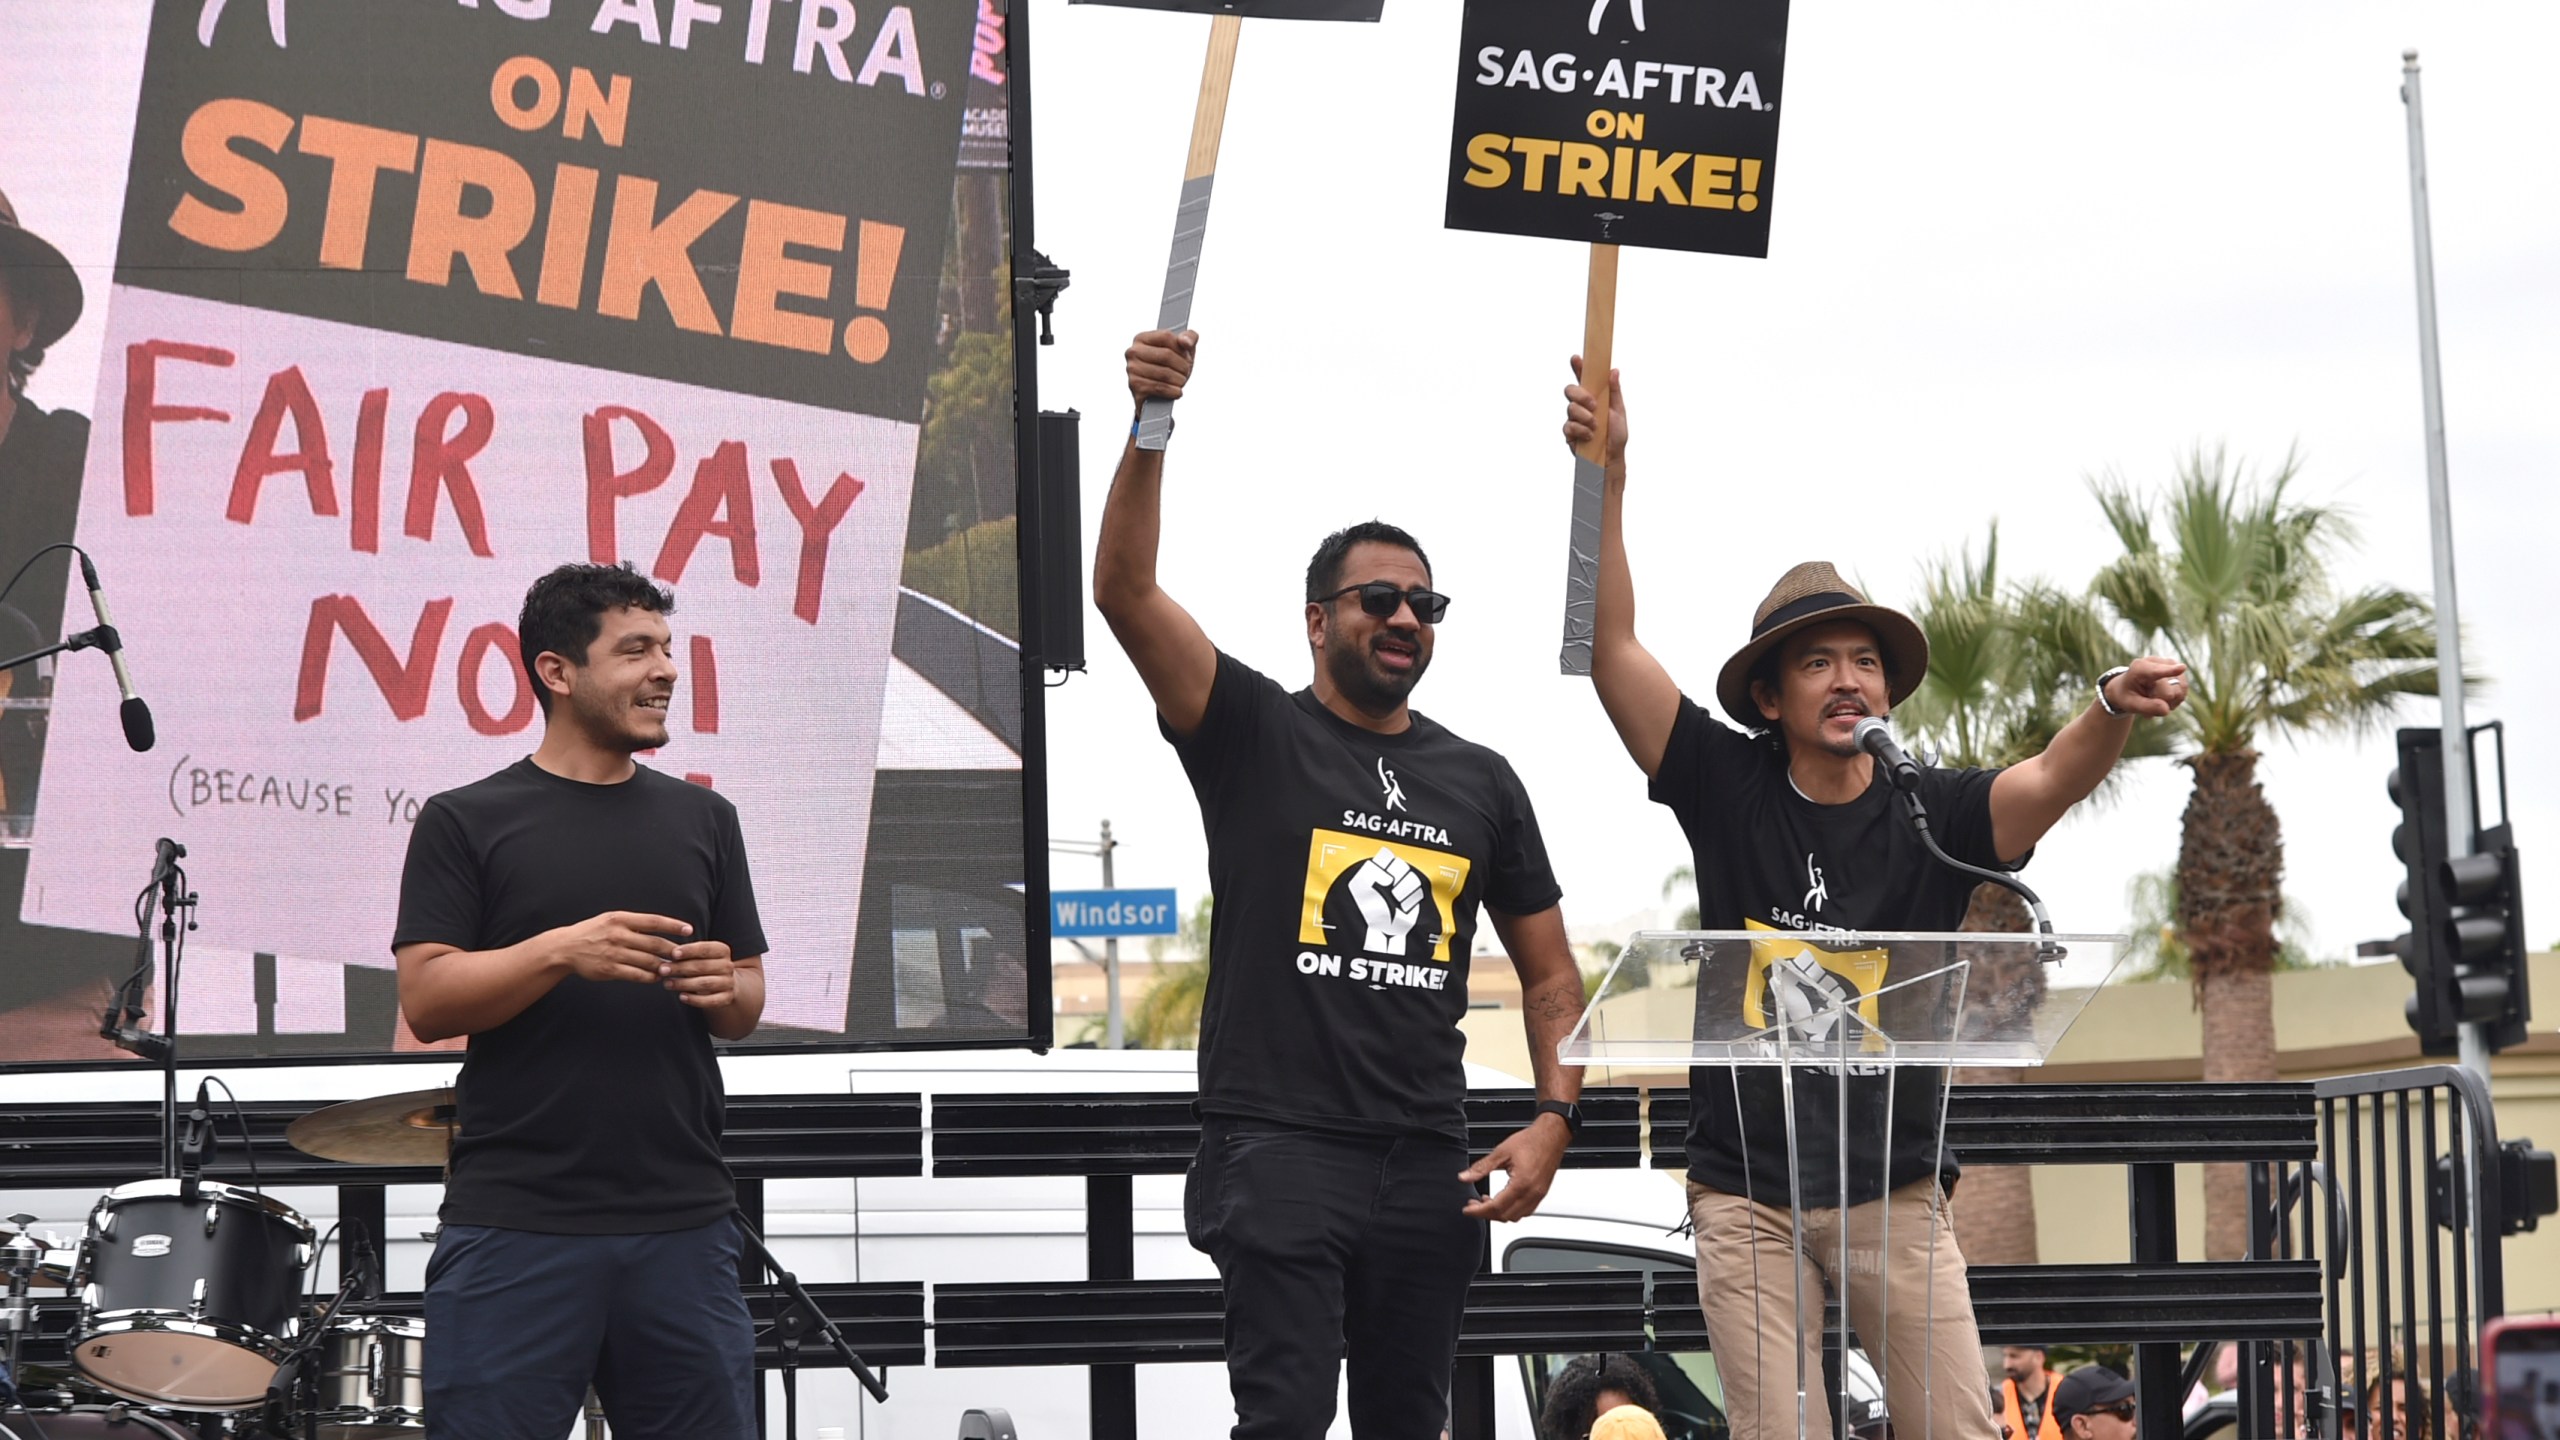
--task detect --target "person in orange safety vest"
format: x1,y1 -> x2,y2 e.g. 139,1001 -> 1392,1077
1998,1344 -> 2066,1440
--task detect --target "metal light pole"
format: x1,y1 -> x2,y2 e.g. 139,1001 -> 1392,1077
2400,50 -> 2488,1080
1049,821 -> 1124,1049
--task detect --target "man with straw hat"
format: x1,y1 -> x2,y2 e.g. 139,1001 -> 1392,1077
1562,364 -> 2186,1440
0,183 -> 129,1059
0,182 -> 90,654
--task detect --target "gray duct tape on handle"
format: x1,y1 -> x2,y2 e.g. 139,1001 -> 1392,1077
1135,173 -> 1217,452
1557,455 -> 1605,675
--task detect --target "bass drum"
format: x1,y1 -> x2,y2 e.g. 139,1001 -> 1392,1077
73,1178 -> 313,1410
0,1406 -> 197,1438
311,1314 -> 426,1437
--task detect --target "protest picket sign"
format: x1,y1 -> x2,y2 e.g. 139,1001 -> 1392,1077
1444,0 -> 1791,673
1072,0 -> 1385,450
24,0 -> 985,1033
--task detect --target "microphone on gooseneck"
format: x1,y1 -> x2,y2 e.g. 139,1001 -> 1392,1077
77,553 -> 155,752
1856,716 -> 2066,959
1851,716 -> 1921,792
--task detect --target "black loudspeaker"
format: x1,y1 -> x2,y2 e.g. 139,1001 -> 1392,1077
1033,409 -> 1084,672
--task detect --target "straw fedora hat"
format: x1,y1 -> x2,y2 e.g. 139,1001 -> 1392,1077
0,187 -> 86,356
1713,561 -> 1929,729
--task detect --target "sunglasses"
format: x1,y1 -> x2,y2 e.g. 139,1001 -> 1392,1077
1316,582 -> 1450,624
2086,1400 -> 2137,1423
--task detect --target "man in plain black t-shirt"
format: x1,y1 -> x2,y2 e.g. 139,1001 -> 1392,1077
1562,368 -> 2189,1440
393,563 -> 766,1440
1096,329 -> 1591,1440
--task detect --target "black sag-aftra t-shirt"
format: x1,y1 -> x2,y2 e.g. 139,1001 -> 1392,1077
1165,653 -> 1563,1142
392,759 -> 767,1234
1650,696 -> 2016,1207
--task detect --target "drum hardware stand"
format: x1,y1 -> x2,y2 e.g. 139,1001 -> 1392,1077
260,1237 -> 373,1440
732,1209 -> 887,1440
3,1215 -> 38,1412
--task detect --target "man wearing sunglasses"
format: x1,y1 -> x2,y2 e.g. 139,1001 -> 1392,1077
2052,1367 -> 2139,1440
1096,328 -> 1588,1440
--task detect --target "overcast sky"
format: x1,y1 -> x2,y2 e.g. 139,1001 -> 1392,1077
7,2 -> 2555,994
1022,0 -> 2560,977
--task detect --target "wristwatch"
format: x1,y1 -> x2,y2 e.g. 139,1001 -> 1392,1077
1534,1099 -> 1583,1138
2094,665 -> 2132,718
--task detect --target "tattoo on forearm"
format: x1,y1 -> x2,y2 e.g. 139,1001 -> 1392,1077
1528,985 -> 1582,1026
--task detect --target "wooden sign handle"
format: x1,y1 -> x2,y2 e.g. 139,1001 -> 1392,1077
1187,15 -> 1244,182
1575,243 -> 1620,466
1135,14 -> 1244,452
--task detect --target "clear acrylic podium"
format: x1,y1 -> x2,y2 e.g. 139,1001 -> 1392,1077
1563,929 -> 2131,1440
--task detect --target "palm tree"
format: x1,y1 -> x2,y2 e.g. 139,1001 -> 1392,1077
2085,448 -> 2442,1258
1124,896 -> 1213,1050
2121,866 -> 2322,983
1895,526 -> 2134,1265
1663,864 -> 1701,930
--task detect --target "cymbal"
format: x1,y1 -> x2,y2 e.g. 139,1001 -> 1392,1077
287,1088 -> 458,1165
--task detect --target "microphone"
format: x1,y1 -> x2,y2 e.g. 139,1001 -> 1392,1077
1851,716 -> 1921,792
179,1078 -> 215,1197
77,554 -> 154,752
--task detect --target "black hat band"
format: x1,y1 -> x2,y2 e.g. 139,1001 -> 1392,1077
1752,591 -> 1866,638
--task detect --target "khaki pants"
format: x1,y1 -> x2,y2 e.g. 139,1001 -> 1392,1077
1687,1178 -> 1998,1440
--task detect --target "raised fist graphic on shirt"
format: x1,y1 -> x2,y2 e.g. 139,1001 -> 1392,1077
1348,847 -> 1427,955
1770,950 -> 1857,1044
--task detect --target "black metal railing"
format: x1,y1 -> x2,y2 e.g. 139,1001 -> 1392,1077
3,1072 -> 2542,1440
2235,1064 -> 2536,1440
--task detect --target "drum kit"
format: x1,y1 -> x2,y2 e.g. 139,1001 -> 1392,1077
4,844 -> 878,1439
1,1089 -> 453,1440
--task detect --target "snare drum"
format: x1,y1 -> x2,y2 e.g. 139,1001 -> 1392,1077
72,1179 -> 314,1410
310,1314 -> 426,1437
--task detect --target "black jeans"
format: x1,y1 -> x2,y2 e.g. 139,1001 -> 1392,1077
422,1217 -> 756,1440
1185,1117 -> 1487,1440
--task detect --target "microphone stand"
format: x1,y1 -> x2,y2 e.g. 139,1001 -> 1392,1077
1883,779 -> 2065,963
732,1208 -> 888,1439
151,849 -> 195,1177
0,625 -> 125,679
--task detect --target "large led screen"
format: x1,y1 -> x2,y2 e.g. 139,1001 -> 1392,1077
0,0 -> 1036,1065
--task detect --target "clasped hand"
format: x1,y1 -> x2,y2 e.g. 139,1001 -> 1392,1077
553,910 -> 738,1009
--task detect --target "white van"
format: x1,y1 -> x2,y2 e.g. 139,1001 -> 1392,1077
0,1048 -> 1827,1439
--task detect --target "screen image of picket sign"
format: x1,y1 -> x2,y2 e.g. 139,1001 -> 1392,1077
1051,888 -> 1182,938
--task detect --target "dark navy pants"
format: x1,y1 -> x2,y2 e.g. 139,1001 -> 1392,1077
1185,1118 -> 1487,1440
423,1217 -> 756,1440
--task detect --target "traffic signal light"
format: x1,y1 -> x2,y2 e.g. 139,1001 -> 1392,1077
2388,728 -> 2460,1053
2387,726 -> 2532,1054
2442,832 -> 2530,1051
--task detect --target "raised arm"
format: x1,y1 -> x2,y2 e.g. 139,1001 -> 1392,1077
1564,359 -> 1681,778
1092,329 -> 1219,737
1987,657 -> 2188,861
